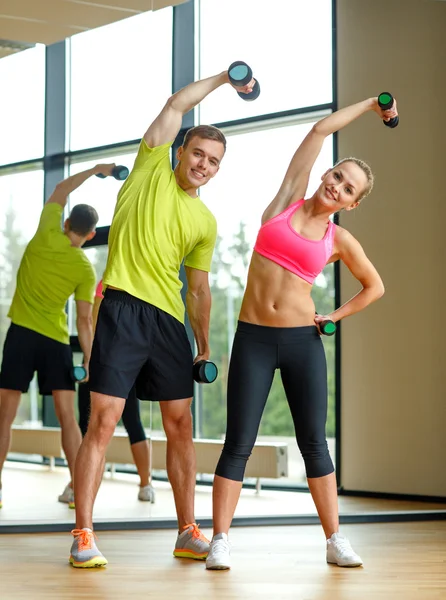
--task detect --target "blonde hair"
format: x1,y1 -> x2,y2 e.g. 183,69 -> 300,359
333,157 -> 374,201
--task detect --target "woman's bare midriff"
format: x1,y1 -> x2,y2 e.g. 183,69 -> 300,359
239,252 -> 316,328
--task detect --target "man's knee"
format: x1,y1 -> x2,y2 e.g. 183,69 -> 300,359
162,405 -> 193,440
87,395 -> 123,445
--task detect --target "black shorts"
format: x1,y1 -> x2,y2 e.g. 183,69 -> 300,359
0,323 -> 75,395
89,290 -> 194,401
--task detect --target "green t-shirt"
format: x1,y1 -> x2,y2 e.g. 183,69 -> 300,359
103,141 -> 217,323
8,203 -> 96,345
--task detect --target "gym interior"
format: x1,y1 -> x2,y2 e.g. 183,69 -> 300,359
0,0 -> 445,598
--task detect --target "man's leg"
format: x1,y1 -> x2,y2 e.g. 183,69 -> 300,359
73,391 -> 125,529
52,390 -> 82,484
0,390 -> 22,495
159,397 -> 195,528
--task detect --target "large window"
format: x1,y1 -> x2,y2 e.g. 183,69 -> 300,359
197,0 -> 333,124
67,149 -> 138,227
0,168 -> 45,424
198,121 -> 335,483
69,10 -> 173,151
0,46 -> 45,165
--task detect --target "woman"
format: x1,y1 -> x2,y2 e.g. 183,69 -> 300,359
77,280 -> 155,503
206,96 -> 397,570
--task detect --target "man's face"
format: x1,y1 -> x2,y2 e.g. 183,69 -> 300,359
177,136 -> 225,189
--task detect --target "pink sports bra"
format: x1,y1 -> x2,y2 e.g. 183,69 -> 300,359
253,199 -> 336,284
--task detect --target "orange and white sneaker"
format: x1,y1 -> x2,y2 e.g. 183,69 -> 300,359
173,523 -> 210,560
69,528 -> 108,568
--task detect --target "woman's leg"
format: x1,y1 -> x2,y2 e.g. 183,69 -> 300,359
121,386 -> 151,489
280,331 -> 338,537
213,327 -> 276,536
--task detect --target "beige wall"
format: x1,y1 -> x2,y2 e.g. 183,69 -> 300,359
337,0 -> 446,496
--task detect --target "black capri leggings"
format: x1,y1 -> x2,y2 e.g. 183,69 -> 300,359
78,383 -> 146,445
215,321 -> 334,482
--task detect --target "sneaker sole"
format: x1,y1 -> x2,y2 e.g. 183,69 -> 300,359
69,556 -> 108,568
206,563 -> 231,570
173,550 -> 208,560
327,559 -> 363,568
68,503 -> 75,509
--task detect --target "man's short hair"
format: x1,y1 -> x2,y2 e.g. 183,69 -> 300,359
68,204 -> 99,236
183,125 -> 227,153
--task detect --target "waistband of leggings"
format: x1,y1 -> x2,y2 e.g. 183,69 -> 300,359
236,320 -> 319,343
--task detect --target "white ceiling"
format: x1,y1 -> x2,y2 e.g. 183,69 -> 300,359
0,0 -> 189,58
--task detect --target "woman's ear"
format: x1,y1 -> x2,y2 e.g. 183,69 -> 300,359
321,168 -> 331,181
345,201 -> 361,212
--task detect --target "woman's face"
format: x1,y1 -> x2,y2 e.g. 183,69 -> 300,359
318,161 -> 368,211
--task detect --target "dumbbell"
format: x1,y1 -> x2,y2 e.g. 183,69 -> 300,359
378,92 -> 399,128
193,360 -> 218,384
319,319 -> 337,336
72,365 -> 87,382
316,313 -> 337,336
96,165 -> 129,180
228,61 -> 260,101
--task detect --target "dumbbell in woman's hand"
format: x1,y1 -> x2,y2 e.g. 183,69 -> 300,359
228,61 -> 261,101
319,320 -> 337,336
378,92 -> 399,128
193,360 -> 218,384
315,313 -> 337,336
95,164 -> 130,180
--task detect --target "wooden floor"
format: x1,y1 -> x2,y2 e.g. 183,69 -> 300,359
2,462 -> 446,527
0,522 -> 445,599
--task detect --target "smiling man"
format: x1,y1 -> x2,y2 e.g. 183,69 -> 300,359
69,68 -> 256,568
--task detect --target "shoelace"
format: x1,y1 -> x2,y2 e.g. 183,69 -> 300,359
333,537 -> 354,557
71,529 -> 97,552
183,523 -> 209,543
210,538 -> 230,556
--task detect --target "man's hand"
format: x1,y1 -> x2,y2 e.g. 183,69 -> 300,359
229,77 -> 257,96
94,163 -> 116,178
194,350 -> 210,364
78,362 -> 89,383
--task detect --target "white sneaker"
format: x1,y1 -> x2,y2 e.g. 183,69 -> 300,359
58,484 -> 74,506
206,533 -> 231,570
326,532 -> 363,567
138,484 -> 156,503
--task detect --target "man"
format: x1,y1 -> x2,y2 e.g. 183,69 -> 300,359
69,69 -> 255,568
0,163 -> 113,509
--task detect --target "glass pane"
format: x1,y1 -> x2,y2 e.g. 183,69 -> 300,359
0,169 -> 45,425
0,46 -> 45,165
68,246 -> 109,336
67,150 -> 138,227
198,0 -> 332,124
69,10 -> 173,151
197,121 -> 335,483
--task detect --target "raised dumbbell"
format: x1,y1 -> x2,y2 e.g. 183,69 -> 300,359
378,92 -> 399,128
72,365 -> 87,382
96,165 -> 129,181
193,360 -> 218,384
228,61 -> 261,102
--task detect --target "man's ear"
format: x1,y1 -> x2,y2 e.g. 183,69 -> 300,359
176,146 -> 184,162
86,230 -> 97,241
63,218 -> 70,233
